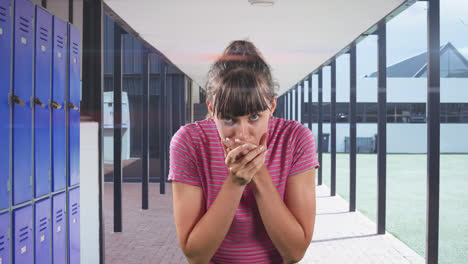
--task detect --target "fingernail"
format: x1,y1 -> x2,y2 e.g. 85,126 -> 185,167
242,143 -> 248,148
259,146 -> 265,151
225,137 -> 231,143
235,138 -> 241,144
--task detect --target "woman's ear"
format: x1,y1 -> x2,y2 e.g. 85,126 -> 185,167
206,100 -> 214,118
270,97 -> 277,116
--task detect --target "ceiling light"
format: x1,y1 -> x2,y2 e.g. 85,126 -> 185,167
248,0 -> 276,7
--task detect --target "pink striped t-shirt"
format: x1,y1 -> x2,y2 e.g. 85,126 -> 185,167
168,116 -> 320,264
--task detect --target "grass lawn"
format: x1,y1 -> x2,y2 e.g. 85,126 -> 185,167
318,153 -> 467,264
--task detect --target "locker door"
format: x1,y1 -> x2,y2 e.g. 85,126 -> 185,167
68,24 -> 80,187
34,6 -> 52,198
52,17 -> 67,192
0,0 -> 12,210
52,192 -> 66,264
35,198 -> 50,264
68,187 -> 80,264
0,212 -> 10,264
12,0 -> 34,205
13,205 -> 33,264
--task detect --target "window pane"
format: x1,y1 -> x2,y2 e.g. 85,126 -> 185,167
356,31 -> 378,227
335,54 -> 350,202
440,1 -> 468,263
386,2 -> 427,259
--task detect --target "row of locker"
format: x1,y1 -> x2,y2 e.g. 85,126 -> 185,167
0,187 -> 80,264
0,0 -> 81,210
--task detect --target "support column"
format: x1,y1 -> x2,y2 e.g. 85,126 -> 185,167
377,22 -> 387,235
82,0 -> 104,261
318,69 -> 323,186
331,61 -> 336,196
142,51 -> 149,209
426,0 -> 440,262
112,24 -> 123,233
349,45 -> 357,212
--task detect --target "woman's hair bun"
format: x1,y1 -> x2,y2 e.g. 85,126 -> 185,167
223,40 -> 259,57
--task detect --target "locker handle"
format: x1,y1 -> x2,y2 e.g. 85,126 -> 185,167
51,101 -> 62,109
68,102 -> 79,111
11,95 -> 25,107
34,97 -> 46,108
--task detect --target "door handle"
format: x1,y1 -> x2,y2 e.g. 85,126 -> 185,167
68,102 -> 78,111
11,94 -> 25,107
34,97 -> 46,108
50,101 -> 62,109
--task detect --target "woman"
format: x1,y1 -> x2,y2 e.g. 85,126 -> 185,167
169,40 -> 319,264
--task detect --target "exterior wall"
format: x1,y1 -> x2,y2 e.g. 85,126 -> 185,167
350,78 -> 468,103
307,123 -> 468,153
302,77 -> 468,153
80,122 -> 100,263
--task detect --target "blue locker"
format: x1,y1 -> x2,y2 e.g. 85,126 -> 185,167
68,24 -> 80,187
52,17 -> 67,192
0,212 -> 10,264
35,198 -> 50,264
13,205 -> 33,264
68,187 -> 80,264
52,192 -> 66,264
0,0 -> 12,210
12,0 -> 34,205
34,6 -> 52,198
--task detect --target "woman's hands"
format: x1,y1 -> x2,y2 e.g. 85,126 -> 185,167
221,133 -> 268,186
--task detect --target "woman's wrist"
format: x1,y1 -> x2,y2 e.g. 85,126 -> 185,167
226,174 -> 249,189
250,165 -> 273,195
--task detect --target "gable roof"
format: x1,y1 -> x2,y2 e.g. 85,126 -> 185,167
365,42 -> 468,78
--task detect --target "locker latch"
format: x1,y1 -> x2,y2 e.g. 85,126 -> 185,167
50,101 -> 62,109
68,102 -> 78,111
10,94 -> 25,107
34,97 -> 46,108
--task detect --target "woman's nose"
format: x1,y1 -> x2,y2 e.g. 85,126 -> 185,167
235,122 -> 251,141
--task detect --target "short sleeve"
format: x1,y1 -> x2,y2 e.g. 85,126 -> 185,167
289,123 -> 320,176
168,125 -> 201,187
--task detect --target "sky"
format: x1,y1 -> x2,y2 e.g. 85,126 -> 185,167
295,0 -> 468,113
355,0 -> 468,78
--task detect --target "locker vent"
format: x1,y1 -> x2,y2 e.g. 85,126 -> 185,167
39,217 -> 48,232
56,209 -> 63,223
0,234 -> 5,252
19,226 -> 29,243
39,27 -> 48,42
0,6 -> 6,23
72,42 -> 79,55
19,16 -> 30,33
56,35 -> 64,49
71,202 -> 78,216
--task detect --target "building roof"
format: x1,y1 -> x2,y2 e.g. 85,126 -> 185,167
103,0 -> 409,95
365,42 -> 468,78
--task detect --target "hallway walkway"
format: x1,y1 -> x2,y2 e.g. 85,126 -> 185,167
103,182 -> 424,263
303,185 -> 424,263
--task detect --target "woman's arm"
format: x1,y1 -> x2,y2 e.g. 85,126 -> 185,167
173,142 -> 267,264
173,180 -> 246,264
250,167 -> 316,264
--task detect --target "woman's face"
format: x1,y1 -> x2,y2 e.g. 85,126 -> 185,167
207,97 -> 276,146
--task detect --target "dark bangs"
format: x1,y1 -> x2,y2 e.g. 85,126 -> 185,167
212,68 -> 271,119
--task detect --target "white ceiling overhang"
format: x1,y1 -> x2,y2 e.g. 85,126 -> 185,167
104,0 -> 408,95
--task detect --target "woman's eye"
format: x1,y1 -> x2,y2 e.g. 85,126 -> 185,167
250,114 -> 259,120
223,117 -> 233,122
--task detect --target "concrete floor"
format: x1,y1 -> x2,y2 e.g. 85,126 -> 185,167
103,182 -> 425,263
